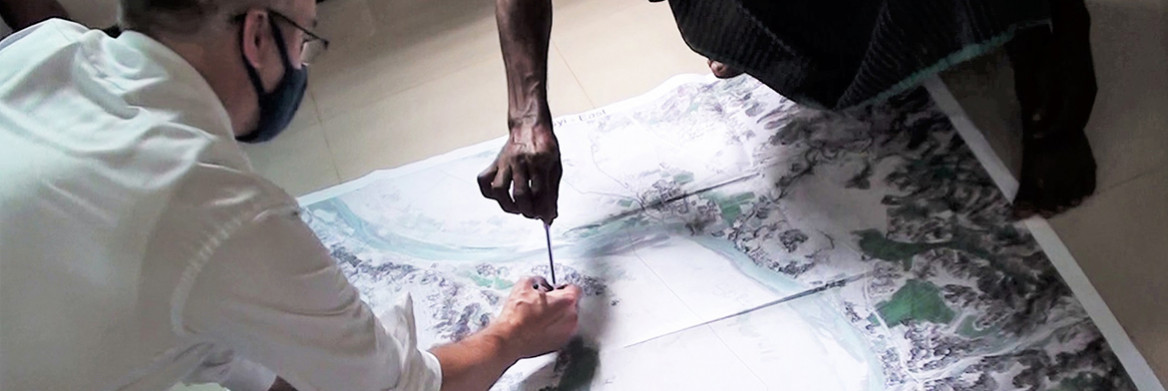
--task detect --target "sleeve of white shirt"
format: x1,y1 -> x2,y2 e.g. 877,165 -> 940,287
181,347 -> 276,391
181,207 -> 443,391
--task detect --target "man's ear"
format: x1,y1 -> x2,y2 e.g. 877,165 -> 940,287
239,10 -> 272,70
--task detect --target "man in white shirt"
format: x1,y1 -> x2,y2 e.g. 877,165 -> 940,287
0,0 -> 581,390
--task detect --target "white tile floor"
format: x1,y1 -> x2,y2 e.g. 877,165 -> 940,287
50,0 -> 1167,388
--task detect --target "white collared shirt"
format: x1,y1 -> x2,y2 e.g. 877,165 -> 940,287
0,20 -> 441,391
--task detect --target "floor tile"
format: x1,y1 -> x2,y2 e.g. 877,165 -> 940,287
322,51 -> 592,181
310,0 -> 502,121
551,0 -> 640,34
1080,0 -> 1168,191
1049,166 -> 1168,382
241,94 -> 341,196
553,1 -> 711,107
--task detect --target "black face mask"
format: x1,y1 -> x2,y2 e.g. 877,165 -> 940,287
235,16 -> 309,144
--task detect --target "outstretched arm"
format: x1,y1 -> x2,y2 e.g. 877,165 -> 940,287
433,277 -> 580,391
479,0 -> 562,224
188,210 -> 579,391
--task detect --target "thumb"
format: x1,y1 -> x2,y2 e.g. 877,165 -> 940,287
550,285 -> 582,304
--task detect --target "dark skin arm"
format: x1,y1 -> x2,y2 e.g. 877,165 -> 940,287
479,0 -> 562,224
0,0 -> 68,30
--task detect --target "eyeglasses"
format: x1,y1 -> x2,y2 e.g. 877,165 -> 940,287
269,11 -> 329,65
235,9 -> 331,65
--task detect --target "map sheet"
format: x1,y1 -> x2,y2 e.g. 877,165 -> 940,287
300,75 -> 1136,390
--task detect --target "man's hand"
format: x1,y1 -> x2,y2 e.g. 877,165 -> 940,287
478,119 -> 563,223
432,276 -> 580,391
486,276 -> 580,359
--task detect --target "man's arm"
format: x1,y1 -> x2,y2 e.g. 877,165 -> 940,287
264,277 -> 581,391
432,278 -> 579,391
0,0 -> 68,30
186,210 -> 579,391
185,210 -> 437,390
478,0 -> 562,224
498,0 -> 551,126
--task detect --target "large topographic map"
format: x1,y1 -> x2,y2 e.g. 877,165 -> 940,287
300,75 -> 1135,390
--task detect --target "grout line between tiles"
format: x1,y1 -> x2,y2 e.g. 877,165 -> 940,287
307,90 -> 344,186
552,40 -> 597,109
1094,165 -> 1168,199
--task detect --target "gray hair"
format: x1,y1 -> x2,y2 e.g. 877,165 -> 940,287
118,0 -> 281,36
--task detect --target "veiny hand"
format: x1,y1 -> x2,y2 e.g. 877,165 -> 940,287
485,276 -> 580,360
478,119 -> 562,223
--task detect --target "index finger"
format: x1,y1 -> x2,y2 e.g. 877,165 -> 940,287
530,168 -> 549,220
477,168 -> 496,199
541,161 -> 563,224
512,169 -> 536,219
490,166 -> 520,214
